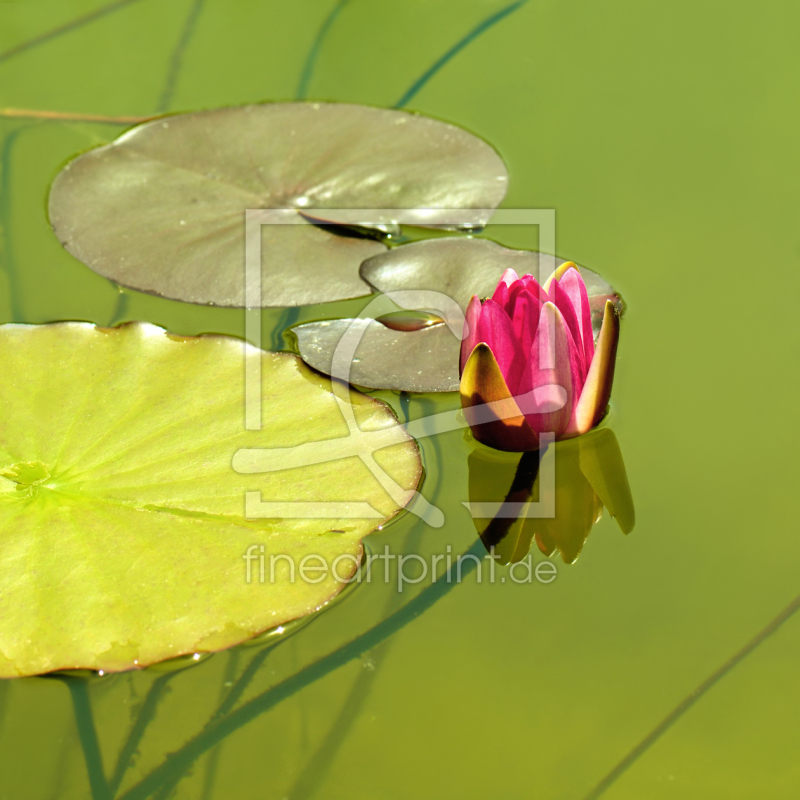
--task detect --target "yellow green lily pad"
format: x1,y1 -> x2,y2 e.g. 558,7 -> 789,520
0,323 -> 421,677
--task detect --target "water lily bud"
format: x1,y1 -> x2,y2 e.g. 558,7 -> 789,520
459,265 -> 620,451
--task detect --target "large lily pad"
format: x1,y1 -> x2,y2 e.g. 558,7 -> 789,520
295,238 -> 625,392
0,323 -> 421,677
48,103 -> 508,307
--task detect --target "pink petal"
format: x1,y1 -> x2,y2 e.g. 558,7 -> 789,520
460,295 -> 483,375
511,291 -> 542,371
500,268 -> 520,287
506,282 -> 524,316
519,275 -> 548,302
508,278 -> 546,318
549,278 -> 587,384
491,280 -> 510,310
476,299 -> 525,393
517,302 -> 584,437
560,267 -> 595,367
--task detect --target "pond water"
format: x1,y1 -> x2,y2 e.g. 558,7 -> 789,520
1,1 -> 799,798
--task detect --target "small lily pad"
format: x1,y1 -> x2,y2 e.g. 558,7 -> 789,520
0,323 -> 421,677
48,103 -> 508,307
294,318 -> 460,393
295,238 -> 625,393
360,238 -> 625,335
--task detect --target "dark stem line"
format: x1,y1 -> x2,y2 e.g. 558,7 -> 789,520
287,396 -> 440,799
107,0 -> 206,319
583,591 -> 800,800
107,290 -> 130,327
198,650 -> 241,800
0,0 -> 145,66
67,679 -> 111,800
287,649 -> 384,800
295,0 -> 350,100
394,0 -> 527,109
479,449 -> 540,550
121,438 -> 541,800
214,644 -> 273,721
0,126 -> 25,321
108,674 -> 173,797
0,680 -> 9,740
156,0 -> 206,113
118,538 -> 488,800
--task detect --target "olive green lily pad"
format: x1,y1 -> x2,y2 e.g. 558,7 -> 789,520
0,323 -> 421,678
295,238 -> 625,393
47,102 -> 508,307
360,238 -> 626,335
294,318 -> 460,393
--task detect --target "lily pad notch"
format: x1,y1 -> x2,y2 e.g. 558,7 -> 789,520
48,102 -> 509,308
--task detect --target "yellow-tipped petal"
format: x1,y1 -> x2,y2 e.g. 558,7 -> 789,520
570,300 -> 620,435
542,261 -> 577,293
535,531 -> 558,558
591,492 -> 604,525
460,343 -> 539,452
578,428 -> 635,534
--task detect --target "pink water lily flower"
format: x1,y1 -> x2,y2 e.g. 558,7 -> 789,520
459,262 -> 620,451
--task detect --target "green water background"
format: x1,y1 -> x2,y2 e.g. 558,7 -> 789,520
1,1 -> 799,798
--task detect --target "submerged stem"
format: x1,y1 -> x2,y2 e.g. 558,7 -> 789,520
118,538 -> 486,800
287,396 -> 439,799
108,674 -> 174,797
296,0 -> 350,101
583,591 -> 800,800
395,0 -> 528,108
0,0 -> 146,66
119,443 -> 541,800
157,0 -> 207,113
65,679 -> 111,800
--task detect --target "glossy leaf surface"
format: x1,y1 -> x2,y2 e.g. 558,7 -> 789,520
48,103 -> 508,307
361,238 -> 625,337
0,323 -> 421,677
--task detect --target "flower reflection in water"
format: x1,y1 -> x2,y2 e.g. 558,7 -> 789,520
468,427 -> 635,564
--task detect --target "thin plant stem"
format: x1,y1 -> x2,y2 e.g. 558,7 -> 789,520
0,0 -> 146,66
213,646 -> 272,722
295,0 -> 350,100
107,290 -> 130,327
198,650 -> 242,800
0,125 -> 26,321
583,591 -> 800,800
287,397 -> 440,799
395,0 -> 528,108
108,674 -> 174,797
118,429 -> 542,800
0,680 -> 10,742
66,678 -> 111,800
156,0 -> 206,112
286,650 -> 385,800
117,538 -> 488,800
